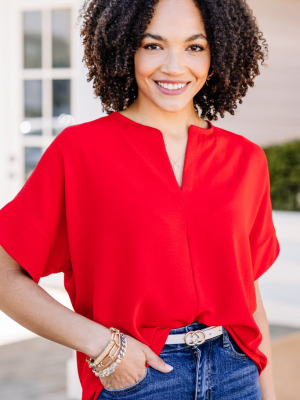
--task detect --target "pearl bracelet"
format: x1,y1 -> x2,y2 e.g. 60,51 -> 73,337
86,328 -> 127,378
94,333 -> 127,377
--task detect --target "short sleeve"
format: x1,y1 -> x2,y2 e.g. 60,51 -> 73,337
0,131 -> 71,283
249,150 -> 280,281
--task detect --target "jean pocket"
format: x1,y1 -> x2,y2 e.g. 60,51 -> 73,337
102,366 -> 150,395
225,333 -> 251,360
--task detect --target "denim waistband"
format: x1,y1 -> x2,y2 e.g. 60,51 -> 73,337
168,320 -> 214,335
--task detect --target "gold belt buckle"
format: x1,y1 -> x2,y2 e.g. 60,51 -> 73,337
184,330 -> 206,346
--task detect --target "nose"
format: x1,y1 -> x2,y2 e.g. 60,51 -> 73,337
160,50 -> 186,75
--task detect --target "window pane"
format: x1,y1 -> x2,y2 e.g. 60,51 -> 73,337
52,10 -> 71,68
52,79 -> 71,117
24,80 -> 42,118
20,119 -> 42,136
24,147 -> 43,181
23,11 -> 42,69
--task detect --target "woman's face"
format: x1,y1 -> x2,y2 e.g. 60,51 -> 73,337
134,0 -> 211,114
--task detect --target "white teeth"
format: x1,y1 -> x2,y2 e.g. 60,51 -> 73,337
157,82 -> 187,90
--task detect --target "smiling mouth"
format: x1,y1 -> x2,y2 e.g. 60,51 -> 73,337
155,81 -> 190,91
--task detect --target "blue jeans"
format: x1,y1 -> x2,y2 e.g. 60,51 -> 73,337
97,321 -> 261,399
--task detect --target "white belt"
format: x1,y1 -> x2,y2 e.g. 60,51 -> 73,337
165,326 -> 223,346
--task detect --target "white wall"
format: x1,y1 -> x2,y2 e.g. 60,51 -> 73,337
213,0 -> 300,146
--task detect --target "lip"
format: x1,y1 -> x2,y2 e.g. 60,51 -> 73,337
155,80 -> 190,84
154,80 -> 190,96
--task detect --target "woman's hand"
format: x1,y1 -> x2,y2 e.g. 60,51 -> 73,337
96,334 -> 173,390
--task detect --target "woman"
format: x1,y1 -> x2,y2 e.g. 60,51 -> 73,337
0,0 -> 280,399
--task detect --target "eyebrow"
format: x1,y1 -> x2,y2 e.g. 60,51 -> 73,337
141,33 -> 208,42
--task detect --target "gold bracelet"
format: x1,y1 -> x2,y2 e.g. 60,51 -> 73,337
95,332 -> 127,377
86,327 -> 121,369
95,331 -> 122,369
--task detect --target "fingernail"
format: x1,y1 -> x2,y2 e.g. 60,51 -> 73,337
165,364 -> 173,371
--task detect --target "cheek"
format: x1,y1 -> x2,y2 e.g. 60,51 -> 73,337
134,50 -> 211,82
134,53 -> 159,79
188,55 -> 211,79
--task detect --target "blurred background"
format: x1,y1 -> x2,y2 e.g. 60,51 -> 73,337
0,0 -> 299,399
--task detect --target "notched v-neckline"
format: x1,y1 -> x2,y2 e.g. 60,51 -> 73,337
111,111 -> 214,193
158,128 -> 191,192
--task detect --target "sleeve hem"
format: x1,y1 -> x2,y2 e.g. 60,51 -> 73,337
0,201 -> 54,283
253,233 -> 280,281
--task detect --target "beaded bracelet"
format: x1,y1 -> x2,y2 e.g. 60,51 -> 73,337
94,333 -> 127,377
86,327 -> 120,369
86,327 -> 127,377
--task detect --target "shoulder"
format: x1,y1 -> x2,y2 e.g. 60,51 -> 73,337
214,124 -> 267,169
44,114 -> 119,161
54,114 -> 114,146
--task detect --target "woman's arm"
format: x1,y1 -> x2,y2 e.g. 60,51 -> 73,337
0,245 -> 111,359
0,244 -> 173,388
253,280 -> 277,400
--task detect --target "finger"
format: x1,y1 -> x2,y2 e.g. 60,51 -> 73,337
144,349 -> 173,373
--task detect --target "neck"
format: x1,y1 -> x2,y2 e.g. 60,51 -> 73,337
125,100 -> 208,138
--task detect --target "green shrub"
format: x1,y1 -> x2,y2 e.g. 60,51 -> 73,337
262,140 -> 300,211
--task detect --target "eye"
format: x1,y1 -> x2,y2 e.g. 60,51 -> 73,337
142,43 -> 205,52
143,44 -> 161,51
188,44 -> 204,52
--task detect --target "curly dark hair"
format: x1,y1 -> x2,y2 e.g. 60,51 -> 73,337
77,0 -> 268,121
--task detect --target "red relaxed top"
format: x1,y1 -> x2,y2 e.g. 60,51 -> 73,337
0,111 -> 280,399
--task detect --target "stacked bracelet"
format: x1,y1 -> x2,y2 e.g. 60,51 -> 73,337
86,327 -> 127,378
94,332 -> 127,377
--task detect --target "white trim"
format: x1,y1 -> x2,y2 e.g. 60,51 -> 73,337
21,69 -> 78,79
42,9 -> 51,69
12,0 -> 76,11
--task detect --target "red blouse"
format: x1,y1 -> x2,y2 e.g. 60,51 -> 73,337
0,111 -> 280,399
